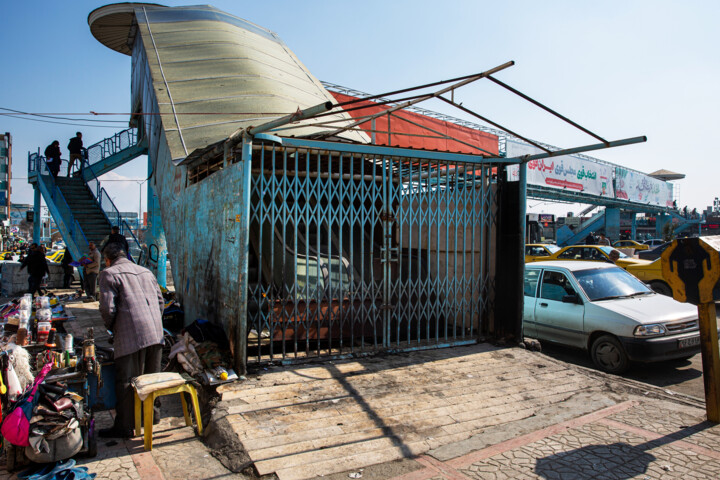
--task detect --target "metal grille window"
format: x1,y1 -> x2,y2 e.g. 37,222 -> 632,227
245,141 -> 499,364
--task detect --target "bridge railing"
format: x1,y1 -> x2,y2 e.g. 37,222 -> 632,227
27,152 -> 90,256
83,128 -> 139,171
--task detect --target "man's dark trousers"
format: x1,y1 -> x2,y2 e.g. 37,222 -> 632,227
84,272 -> 98,297
28,275 -> 43,296
112,344 -> 162,434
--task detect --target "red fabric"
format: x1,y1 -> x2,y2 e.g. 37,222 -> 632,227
330,92 -> 499,156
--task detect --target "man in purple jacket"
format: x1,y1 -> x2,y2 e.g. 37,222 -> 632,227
98,242 -> 164,438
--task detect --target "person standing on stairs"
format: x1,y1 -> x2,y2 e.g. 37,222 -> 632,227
44,140 -> 62,178
67,132 -> 83,176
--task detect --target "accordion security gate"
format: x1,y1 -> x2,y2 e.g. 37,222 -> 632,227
244,139 -> 500,364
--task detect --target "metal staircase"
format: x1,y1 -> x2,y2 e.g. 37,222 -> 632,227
54,177 -> 111,247
556,210 -> 606,247
27,128 -> 147,263
669,211 -> 704,235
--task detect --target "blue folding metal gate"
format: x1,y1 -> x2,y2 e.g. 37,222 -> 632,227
245,139 -> 499,364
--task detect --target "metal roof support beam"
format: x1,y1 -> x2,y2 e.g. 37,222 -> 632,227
500,136 -> 647,164
486,75 -> 609,145
436,95 -> 551,153
279,137 -> 518,165
317,61 -> 515,140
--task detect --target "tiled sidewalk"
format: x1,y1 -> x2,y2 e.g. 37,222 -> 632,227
390,399 -> 720,480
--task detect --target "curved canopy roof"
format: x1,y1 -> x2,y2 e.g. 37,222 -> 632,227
88,3 -> 165,55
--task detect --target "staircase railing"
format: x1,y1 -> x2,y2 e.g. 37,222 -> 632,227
27,153 -> 90,258
575,211 -> 605,235
84,161 -> 144,261
81,128 -> 140,173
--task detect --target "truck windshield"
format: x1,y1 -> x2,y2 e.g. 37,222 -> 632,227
573,267 -> 652,301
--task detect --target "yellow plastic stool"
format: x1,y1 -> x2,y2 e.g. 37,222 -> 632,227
132,372 -> 203,451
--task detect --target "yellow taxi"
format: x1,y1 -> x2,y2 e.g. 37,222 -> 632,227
625,259 -> 672,296
525,244 -> 561,262
612,239 -> 649,251
532,245 -> 651,270
47,250 -> 65,263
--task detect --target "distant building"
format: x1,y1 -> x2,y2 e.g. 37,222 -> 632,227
9,203 -> 32,226
0,133 -> 11,221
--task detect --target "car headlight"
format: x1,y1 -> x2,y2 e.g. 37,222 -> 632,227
634,324 -> 666,337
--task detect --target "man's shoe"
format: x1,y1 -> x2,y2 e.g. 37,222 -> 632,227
98,427 -> 132,439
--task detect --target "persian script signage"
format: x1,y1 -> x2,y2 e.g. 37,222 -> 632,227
614,167 -> 673,207
506,140 -> 614,198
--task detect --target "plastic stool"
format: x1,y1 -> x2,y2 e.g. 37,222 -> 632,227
132,372 -> 203,451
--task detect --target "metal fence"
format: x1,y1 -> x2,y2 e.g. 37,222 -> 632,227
246,141 -> 498,364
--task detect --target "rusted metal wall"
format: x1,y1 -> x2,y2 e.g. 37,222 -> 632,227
132,33 -> 250,356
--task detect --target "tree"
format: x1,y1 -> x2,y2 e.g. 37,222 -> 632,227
662,220 -> 676,242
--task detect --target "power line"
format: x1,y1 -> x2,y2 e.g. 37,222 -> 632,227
0,113 -> 127,129
0,107 -> 128,124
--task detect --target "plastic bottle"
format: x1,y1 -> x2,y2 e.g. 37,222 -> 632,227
36,308 -> 52,322
37,322 -> 51,344
213,366 -> 229,381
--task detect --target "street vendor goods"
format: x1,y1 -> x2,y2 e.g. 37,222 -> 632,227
1,363 -> 52,447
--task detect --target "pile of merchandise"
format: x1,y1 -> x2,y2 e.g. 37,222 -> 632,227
167,318 -> 238,385
1,296 -> 98,470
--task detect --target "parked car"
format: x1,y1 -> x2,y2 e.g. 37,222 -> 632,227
642,238 -> 665,248
637,241 -> 671,261
523,261 -> 712,374
532,245 -> 650,269
625,258 -> 671,297
626,256 -> 720,300
47,250 -> 65,263
612,239 -> 649,251
525,244 -> 561,263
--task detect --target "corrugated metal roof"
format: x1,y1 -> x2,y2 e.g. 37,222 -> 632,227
90,4 -> 368,162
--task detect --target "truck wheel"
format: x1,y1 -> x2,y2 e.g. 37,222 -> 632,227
591,334 -> 629,374
650,281 -> 672,297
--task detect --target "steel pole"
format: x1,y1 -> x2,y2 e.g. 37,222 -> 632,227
698,302 -> 720,422
235,133 -> 253,375
33,186 -> 41,244
517,162 -> 527,342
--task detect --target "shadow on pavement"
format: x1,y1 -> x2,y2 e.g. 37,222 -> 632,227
535,442 -> 655,478
535,421 -> 716,479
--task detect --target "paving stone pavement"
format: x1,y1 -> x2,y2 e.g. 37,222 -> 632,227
385,399 -> 720,480
3,297 -> 720,479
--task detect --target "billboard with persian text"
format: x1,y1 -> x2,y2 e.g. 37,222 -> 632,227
506,139 -> 614,198
614,167 -> 673,207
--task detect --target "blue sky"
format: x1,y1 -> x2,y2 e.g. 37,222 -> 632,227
1,1 -> 718,217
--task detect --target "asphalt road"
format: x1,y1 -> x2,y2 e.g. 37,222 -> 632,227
535,303 -> 720,400
538,343 -> 706,398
